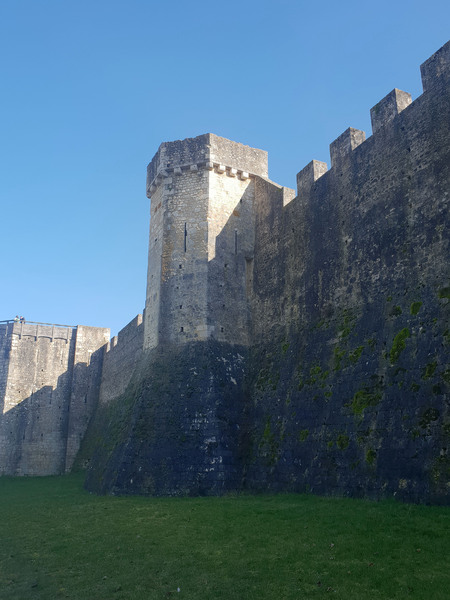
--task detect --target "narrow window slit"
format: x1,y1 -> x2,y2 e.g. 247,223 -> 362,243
184,222 -> 187,252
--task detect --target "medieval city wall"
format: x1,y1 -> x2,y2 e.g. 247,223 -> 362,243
0,322 -> 108,475
65,325 -> 110,470
84,135 -> 271,494
244,42 -> 449,502
98,314 -> 144,406
2,42 -> 447,502
0,324 -> 11,415
84,41 -> 449,503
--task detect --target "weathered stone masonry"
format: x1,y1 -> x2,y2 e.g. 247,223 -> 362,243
0,322 -> 109,475
1,41 -> 449,503
243,44 -> 450,503
144,133 -> 270,349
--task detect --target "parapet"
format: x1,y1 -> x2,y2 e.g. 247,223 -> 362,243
146,133 -> 268,197
105,314 -> 143,353
6,321 -> 76,342
370,89 -> 412,134
208,134 -> 268,178
330,128 -> 366,167
420,40 -> 450,92
296,160 -> 328,198
147,134 -> 210,187
293,41 -> 450,191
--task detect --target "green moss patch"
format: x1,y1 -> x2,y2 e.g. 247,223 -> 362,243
442,369 -> 450,385
410,301 -> 423,315
349,346 -> 364,363
298,429 -> 309,442
422,361 -> 437,380
389,328 -> 410,364
365,448 -> 377,465
349,389 -> 382,416
333,346 -> 346,371
337,434 -> 350,450
438,287 -> 450,300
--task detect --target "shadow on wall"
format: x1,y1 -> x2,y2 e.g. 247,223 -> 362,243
0,345 -> 105,476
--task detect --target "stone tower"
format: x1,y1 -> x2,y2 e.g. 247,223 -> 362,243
144,133 -> 268,350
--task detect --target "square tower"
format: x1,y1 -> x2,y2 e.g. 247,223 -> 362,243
144,134 -> 268,349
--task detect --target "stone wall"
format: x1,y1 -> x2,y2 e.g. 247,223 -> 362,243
84,341 -> 249,496
65,326 -> 111,470
98,314 -> 144,406
242,41 -> 450,503
0,322 -> 108,475
84,41 -> 449,503
0,324 -> 11,415
2,42 -> 447,502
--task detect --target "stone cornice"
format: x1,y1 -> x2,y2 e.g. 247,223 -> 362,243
147,162 -> 252,196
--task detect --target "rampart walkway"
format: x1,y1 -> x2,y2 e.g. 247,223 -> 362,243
0,320 -> 76,341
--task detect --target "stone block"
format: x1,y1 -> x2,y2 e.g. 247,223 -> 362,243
330,127 -> 366,167
282,187 -> 296,207
420,40 -> 450,92
370,89 -> 412,134
296,160 -> 328,197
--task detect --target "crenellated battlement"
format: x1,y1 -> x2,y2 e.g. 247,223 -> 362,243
370,88 -> 412,134
295,40 -> 450,198
105,313 -> 143,354
296,160 -> 328,198
329,127 -> 366,167
420,39 -> 450,91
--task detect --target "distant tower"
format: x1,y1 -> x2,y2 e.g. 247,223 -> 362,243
144,134 -> 268,349
0,321 -> 109,476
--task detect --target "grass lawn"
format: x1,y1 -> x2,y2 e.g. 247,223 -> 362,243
0,474 -> 448,599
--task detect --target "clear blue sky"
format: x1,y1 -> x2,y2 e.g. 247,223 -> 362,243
0,0 -> 448,337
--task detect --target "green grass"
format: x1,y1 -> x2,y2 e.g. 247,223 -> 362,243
0,475 -> 449,599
